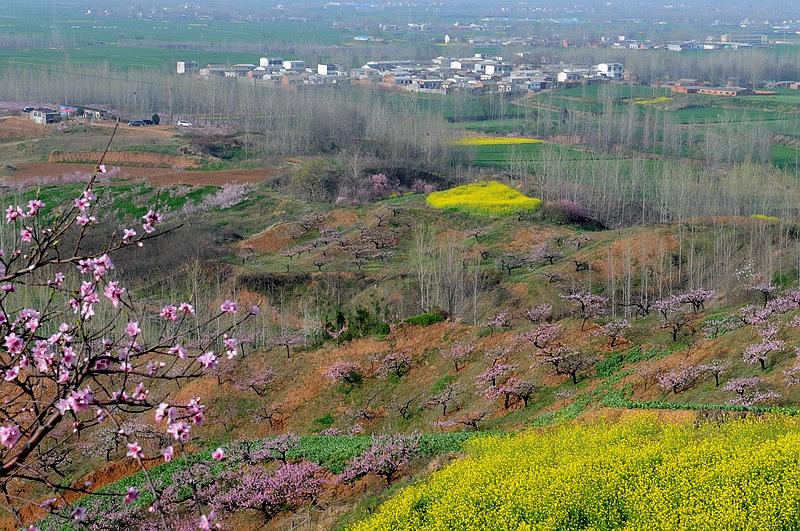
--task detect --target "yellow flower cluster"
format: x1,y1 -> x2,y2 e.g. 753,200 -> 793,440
352,416 -> 800,530
751,214 -> 780,223
426,181 -> 541,216
456,136 -> 543,146
635,96 -> 673,105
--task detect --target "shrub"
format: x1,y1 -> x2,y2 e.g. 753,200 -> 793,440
403,310 -> 446,327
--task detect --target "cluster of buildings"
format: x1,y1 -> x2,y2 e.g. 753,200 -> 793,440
609,33 -> 770,51
24,104 -> 111,124
176,56 -> 624,95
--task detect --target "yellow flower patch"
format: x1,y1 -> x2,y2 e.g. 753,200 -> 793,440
456,136 -> 544,146
751,214 -> 779,223
635,96 -> 673,105
352,416 -> 800,530
426,181 -> 541,216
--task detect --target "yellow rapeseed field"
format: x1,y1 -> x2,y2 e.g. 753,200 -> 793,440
426,181 -> 541,216
352,416 -> 800,530
751,214 -> 780,223
456,136 -> 544,146
634,96 -> 673,105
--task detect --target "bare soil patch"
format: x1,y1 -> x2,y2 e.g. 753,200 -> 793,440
146,168 -> 278,186
0,116 -> 51,140
240,223 -> 294,253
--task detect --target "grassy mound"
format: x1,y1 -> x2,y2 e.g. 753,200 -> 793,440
353,416 -> 800,530
426,180 -> 541,216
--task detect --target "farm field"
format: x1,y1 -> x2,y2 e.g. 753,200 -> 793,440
0,46 -> 251,72
356,417 -> 800,530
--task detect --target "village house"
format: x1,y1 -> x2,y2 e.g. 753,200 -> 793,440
30,108 -> 60,124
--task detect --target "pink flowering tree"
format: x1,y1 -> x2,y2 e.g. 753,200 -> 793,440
272,330 -> 304,360
723,377 -> 780,406
562,291 -> 608,331
379,351 -> 412,378
0,162 -> 255,525
217,460 -> 327,521
424,383 -> 461,416
339,434 -> 420,486
678,288 -> 715,313
443,342 -> 475,373
698,359 -> 731,387
522,303 -> 552,324
743,326 -> 785,370
475,363 -> 518,394
486,309 -> 511,334
652,295 -> 688,342
434,410 -> 488,431
527,244 -> 563,267
324,361 -> 363,385
254,433 -> 300,464
520,323 -> 561,350
784,353 -> 800,386
232,368 -> 277,397
534,347 -> 597,385
656,365 -> 703,394
592,319 -> 631,348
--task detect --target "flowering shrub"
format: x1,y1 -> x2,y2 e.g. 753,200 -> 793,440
0,157 -> 253,525
743,326 -> 784,370
377,351 -> 412,378
486,309 -> 511,332
353,417 -> 800,529
324,361 -> 363,384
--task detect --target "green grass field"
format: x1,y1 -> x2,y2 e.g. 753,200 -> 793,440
465,141 -> 591,166
0,46 -> 251,71
772,145 -> 800,173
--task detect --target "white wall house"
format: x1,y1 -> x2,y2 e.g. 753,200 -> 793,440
282,60 -> 306,71
594,63 -> 624,79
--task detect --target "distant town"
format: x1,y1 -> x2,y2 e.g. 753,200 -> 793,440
176,40 -> 800,97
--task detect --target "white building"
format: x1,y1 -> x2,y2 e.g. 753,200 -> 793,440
282,60 -> 306,71
260,57 -> 284,68
176,61 -> 198,74
557,69 -> 587,83
317,64 -> 340,76
593,63 -> 624,79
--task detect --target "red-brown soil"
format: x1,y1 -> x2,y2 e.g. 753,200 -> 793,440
0,116 -> 51,140
240,223 -> 295,253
